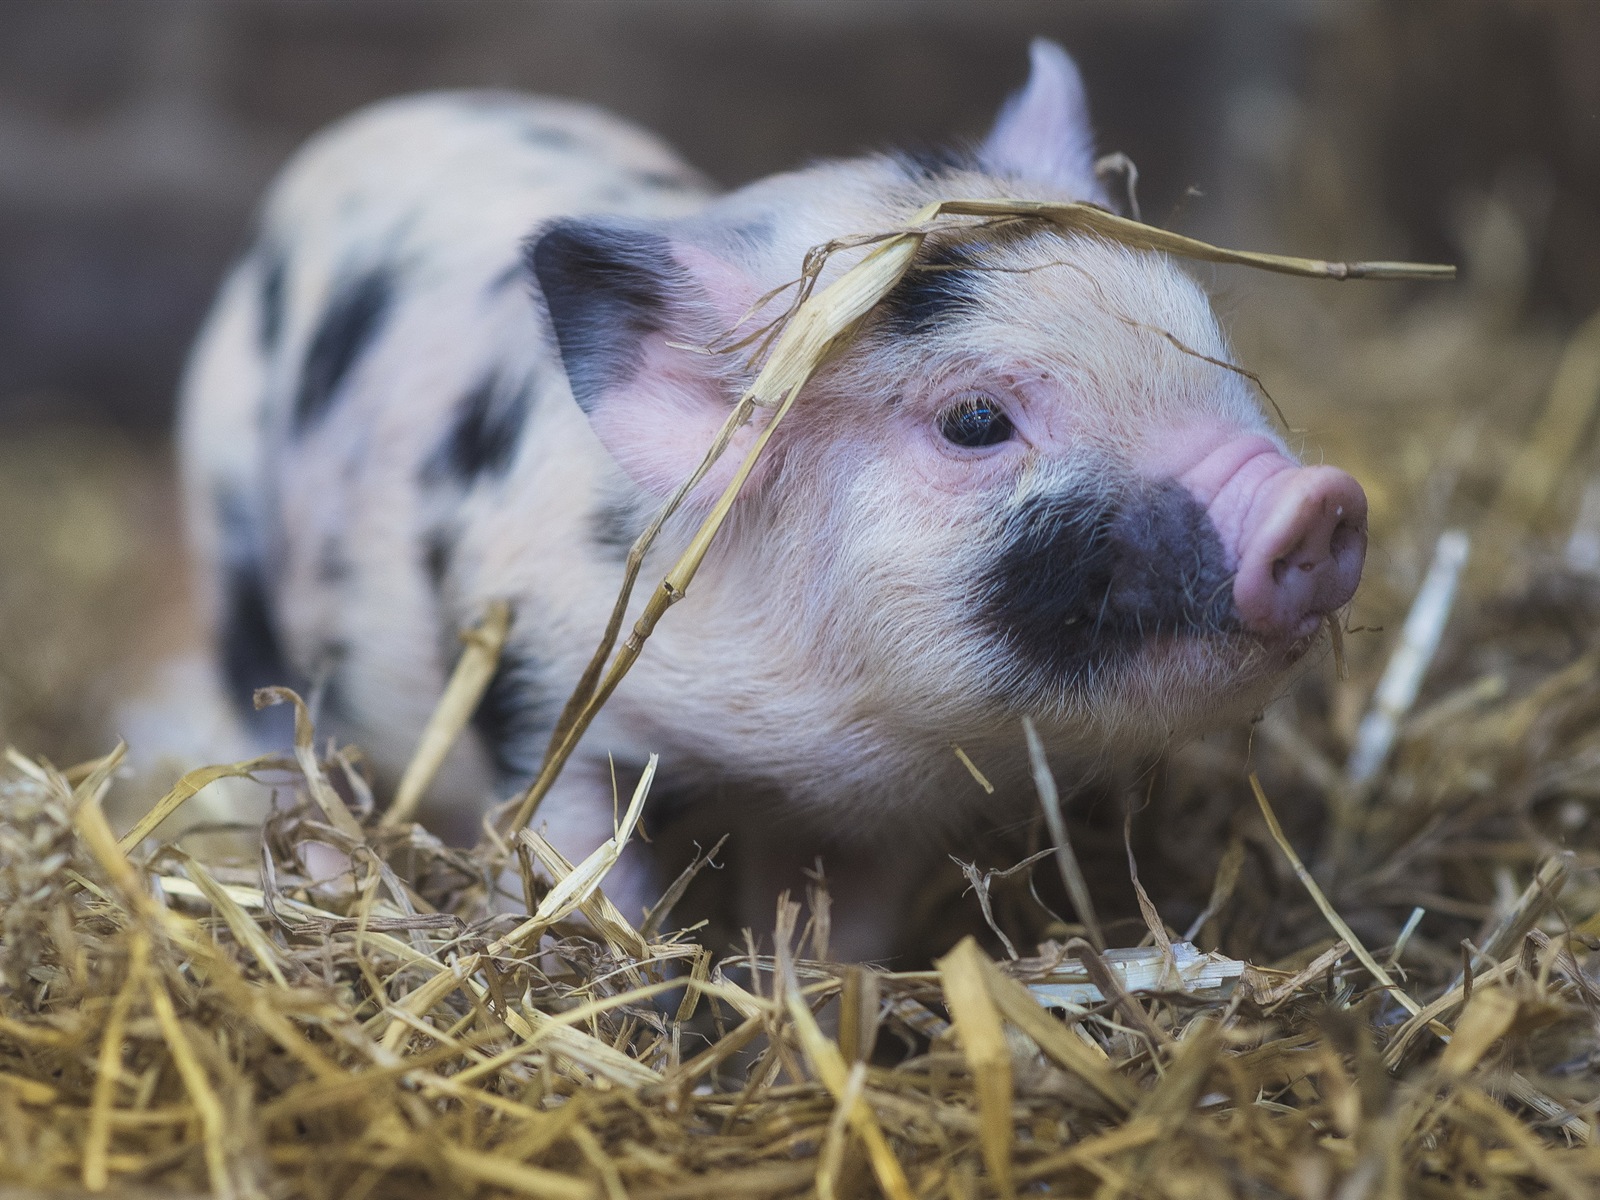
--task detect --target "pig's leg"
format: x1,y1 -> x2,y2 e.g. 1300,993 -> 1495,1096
120,254 -> 281,833
816,848 -> 932,964
734,829 -> 930,964
115,654 -> 272,835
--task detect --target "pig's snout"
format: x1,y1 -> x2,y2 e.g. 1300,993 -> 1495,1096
1178,437 -> 1368,643
1233,464 -> 1367,640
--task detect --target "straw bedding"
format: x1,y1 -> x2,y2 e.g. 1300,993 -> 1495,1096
2,204 -> 1599,1199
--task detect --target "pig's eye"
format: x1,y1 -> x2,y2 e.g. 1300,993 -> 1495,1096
938,395 -> 1014,448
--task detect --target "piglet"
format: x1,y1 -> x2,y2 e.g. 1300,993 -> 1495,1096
175,40 -> 1365,958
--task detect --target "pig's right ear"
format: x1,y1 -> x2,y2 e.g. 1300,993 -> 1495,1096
526,218 -> 758,499
979,38 -> 1108,204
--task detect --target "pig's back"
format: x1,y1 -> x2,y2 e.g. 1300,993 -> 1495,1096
257,92 -> 711,285
178,91 -> 713,784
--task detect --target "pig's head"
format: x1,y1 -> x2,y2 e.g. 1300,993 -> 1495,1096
528,39 -> 1366,767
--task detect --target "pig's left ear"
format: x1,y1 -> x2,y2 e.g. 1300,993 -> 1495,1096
978,38 -> 1108,204
526,217 -> 761,499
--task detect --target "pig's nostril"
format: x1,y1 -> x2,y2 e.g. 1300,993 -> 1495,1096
1330,518 -> 1361,560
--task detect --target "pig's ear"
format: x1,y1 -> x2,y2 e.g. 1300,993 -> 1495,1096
527,217 -> 758,499
978,39 -> 1107,203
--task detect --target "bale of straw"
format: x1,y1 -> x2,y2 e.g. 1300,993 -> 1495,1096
6,702 -> 1600,1199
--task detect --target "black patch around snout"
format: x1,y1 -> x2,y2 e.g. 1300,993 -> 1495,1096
292,266 -> 396,433
878,241 -> 982,337
421,373 -> 531,485
470,638 -> 555,786
526,220 -> 684,413
983,479 -> 1236,682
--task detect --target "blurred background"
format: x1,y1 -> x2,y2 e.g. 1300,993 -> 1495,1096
2,0 -> 1599,832
4,0 -> 1599,432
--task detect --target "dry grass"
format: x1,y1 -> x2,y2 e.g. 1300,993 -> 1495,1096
2,205 -> 1600,1199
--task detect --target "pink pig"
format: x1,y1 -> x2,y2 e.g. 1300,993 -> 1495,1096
176,40 -> 1365,958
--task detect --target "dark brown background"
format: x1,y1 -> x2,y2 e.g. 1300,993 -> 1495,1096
2,0 -> 1597,429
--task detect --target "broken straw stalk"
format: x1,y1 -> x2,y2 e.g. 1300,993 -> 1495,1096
1344,528 -> 1472,792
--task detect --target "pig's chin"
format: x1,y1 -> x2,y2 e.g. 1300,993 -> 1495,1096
1131,630 -> 1312,732
1021,628 -> 1315,750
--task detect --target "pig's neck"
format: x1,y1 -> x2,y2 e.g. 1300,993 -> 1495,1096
587,547 -> 1036,834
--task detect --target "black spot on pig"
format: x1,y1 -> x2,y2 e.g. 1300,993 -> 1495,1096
893,145 -> 979,181
293,266 -> 396,432
879,242 -> 981,336
485,260 -> 525,295
258,246 -> 287,353
520,124 -> 580,152
421,528 -> 453,592
214,484 -> 302,749
306,640 -> 352,728
983,478 -> 1235,684
630,168 -> 697,192
221,565 -> 294,712
316,536 -> 352,585
471,638 -> 554,785
450,91 -> 577,149
591,488 -> 654,560
212,486 -> 293,710
527,219 -> 686,413
421,374 -> 531,485
724,217 -> 775,256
